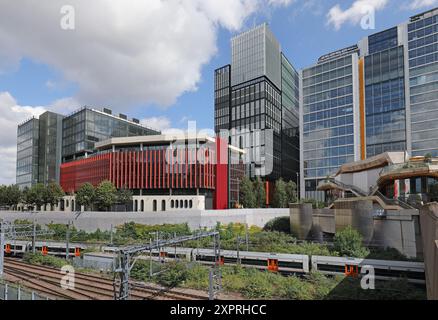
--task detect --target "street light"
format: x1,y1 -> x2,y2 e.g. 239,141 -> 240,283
296,172 -> 300,201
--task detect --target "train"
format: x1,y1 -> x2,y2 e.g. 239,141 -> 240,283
2,240 -> 425,283
2,240 -> 87,257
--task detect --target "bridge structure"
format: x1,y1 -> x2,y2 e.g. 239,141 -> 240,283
0,221 -> 54,277
113,230 -> 221,300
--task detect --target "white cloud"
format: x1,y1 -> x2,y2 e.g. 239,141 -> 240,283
407,0 -> 438,9
0,91 -> 80,185
0,0 -> 294,109
0,92 -> 45,185
327,0 -> 389,30
268,0 -> 295,6
140,116 -> 172,132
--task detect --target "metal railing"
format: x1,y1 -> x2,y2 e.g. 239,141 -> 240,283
0,280 -> 53,300
381,162 -> 429,175
374,190 -> 415,210
319,179 -> 368,197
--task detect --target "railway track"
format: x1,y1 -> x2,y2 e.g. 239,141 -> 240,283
3,258 -> 209,300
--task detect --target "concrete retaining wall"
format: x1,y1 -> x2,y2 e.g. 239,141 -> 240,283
0,208 -> 289,231
419,204 -> 438,300
290,201 -> 420,258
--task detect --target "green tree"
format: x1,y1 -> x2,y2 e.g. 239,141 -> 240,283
6,185 -> 23,208
24,183 -> 46,210
0,185 -> 21,208
424,153 -> 433,163
95,180 -> 117,211
333,226 -> 370,258
117,187 -> 133,206
272,178 -> 288,208
239,176 -> 256,208
75,183 -> 96,211
285,180 -> 297,204
0,185 -> 7,207
253,177 -> 266,208
44,183 -> 65,208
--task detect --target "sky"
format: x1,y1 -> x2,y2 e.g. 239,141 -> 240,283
0,0 -> 437,185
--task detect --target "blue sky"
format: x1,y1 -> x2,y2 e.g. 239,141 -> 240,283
0,0 -> 437,184
1,1 -> 435,130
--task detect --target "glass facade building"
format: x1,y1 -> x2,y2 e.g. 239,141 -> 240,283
364,29 -> 407,157
301,51 -> 356,197
215,23 -> 300,188
300,8 -> 438,199
281,54 -> 300,181
16,118 -> 40,189
38,112 -> 64,185
62,108 -> 159,162
408,9 -> 438,156
16,108 -> 160,188
231,23 -> 281,89
214,65 -> 231,137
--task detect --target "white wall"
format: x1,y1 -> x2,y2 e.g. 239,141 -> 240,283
132,195 -> 205,212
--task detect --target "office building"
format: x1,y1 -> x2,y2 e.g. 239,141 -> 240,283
408,9 -> 438,157
62,107 -> 159,162
60,134 -> 245,210
301,7 -> 438,200
38,111 -> 64,185
16,117 -> 40,189
16,107 -> 160,189
214,23 -> 300,202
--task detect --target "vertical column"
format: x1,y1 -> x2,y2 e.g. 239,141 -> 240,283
394,180 -> 400,199
358,57 -> 366,160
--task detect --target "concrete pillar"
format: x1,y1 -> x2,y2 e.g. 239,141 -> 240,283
394,180 -> 400,199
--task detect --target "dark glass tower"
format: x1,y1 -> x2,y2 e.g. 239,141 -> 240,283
214,23 -> 300,186
364,28 -> 407,157
38,111 -> 64,185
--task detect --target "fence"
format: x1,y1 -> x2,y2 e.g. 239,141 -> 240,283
0,279 -> 53,300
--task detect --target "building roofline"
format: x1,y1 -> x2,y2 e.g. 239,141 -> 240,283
95,134 -> 245,153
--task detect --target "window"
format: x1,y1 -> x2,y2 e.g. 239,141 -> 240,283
153,200 -> 157,212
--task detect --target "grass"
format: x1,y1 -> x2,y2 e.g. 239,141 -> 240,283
129,260 -> 426,300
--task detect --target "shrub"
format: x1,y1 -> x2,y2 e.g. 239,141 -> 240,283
333,226 -> 370,258
23,253 -> 69,268
156,261 -> 189,287
263,217 -> 290,233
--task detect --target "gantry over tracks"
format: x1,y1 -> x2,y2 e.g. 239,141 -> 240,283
113,230 -> 222,300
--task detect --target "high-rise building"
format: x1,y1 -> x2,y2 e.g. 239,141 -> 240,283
407,8 -> 438,157
16,117 -> 40,189
215,23 -> 300,197
38,111 -> 64,185
16,107 -> 160,189
301,47 -> 358,200
300,7 -> 438,200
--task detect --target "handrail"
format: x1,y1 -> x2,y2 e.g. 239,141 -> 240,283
320,179 -> 367,197
374,190 -> 415,210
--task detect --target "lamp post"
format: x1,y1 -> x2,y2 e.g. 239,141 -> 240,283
296,172 -> 300,201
